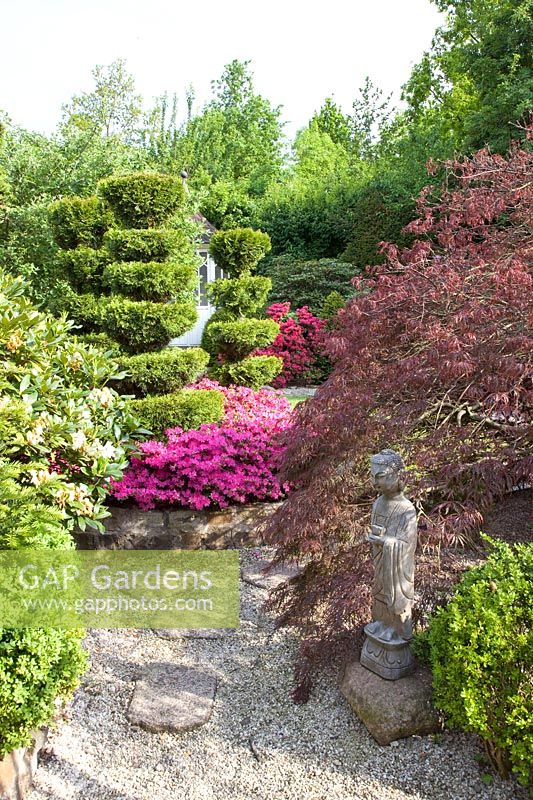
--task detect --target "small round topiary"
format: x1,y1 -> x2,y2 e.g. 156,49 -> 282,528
427,537 -> 532,787
209,228 -> 271,277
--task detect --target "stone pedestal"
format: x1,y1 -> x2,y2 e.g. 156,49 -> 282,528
341,660 -> 441,745
360,623 -> 414,680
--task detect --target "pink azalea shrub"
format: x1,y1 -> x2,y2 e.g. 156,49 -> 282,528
110,382 -> 293,510
255,302 -> 327,388
193,377 -> 292,433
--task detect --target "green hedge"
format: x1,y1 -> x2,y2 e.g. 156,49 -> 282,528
427,538 -> 532,787
258,257 -> 357,315
98,173 -> 185,229
337,182 -> 414,268
209,228 -> 271,277
48,196 -> 110,250
129,389 -> 224,438
102,298 -> 198,353
207,318 -> 279,361
102,260 -> 197,302
207,275 -> 272,317
119,347 -> 209,396
103,228 -> 190,263
212,355 -> 282,390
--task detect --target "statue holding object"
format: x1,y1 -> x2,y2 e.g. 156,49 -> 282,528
360,449 -> 417,680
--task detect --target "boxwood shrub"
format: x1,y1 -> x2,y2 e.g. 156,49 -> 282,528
118,347 -> 209,396
129,389 -> 224,438
98,173 -> 185,228
48,196 -> 110,250
0,628 -> 87,757
427,538 -> 532,787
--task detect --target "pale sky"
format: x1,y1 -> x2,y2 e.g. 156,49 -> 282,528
1,0 -> 443,138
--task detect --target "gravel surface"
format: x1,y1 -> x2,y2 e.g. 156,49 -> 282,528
28,548 -> 528,800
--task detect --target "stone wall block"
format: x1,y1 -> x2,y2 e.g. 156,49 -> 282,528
0,728 -> 48,800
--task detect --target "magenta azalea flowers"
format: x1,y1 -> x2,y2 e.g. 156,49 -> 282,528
110,382 -> 293,510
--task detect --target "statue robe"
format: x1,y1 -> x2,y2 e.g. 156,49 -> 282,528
369,495 -> 417,640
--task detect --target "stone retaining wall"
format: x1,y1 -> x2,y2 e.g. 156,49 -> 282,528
74,502 -> 283,550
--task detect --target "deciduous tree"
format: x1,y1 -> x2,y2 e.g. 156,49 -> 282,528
265,131 -> 533,700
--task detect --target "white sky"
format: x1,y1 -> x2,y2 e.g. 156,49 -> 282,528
1,0 -> 443,138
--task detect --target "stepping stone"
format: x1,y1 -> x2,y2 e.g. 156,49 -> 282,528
153,628 -> 234,640
127,663 -> 217,733
241,559 -> 302,590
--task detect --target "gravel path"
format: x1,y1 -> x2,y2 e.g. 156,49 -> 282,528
28,549 -> 527,800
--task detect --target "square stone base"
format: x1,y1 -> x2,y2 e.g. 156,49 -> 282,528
341,659 -> 442,745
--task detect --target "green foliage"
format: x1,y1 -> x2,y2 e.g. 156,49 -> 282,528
101,297 -> 197,353
200,308 -> 233,356
199,179 -> 258,230
103,227 -> 190,262
129,389 -> 224,438
212,355 -> 283,390
0,270 -> 140,529
176,59 -> 283,194
0,627 -> 87,757
0,266 -> 146,756
427,538 -> 533,786
118,347 -> 209,396
209,228 -> 271,277
403,0 -> 533,153
51,288 -> 103,332
98,172 -> 185,228
207,275 -> 271,317
208,318 -> 280,361
62,59 -> 142,141
101,260 -> 197,302
258,257 -> 357,315
319,292 -> 346,329
57,246 -> 108,292
336,180 -> 414,267
48,196 -> 110,250
76,332 -> 123,356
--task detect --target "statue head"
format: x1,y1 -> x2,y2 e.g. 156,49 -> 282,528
370,449 -> 406,496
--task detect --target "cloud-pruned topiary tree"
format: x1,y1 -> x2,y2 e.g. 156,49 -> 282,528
48,171 -> 223,435
203,227 -> 282,389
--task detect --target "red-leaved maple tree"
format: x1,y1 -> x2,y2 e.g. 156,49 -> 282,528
265,133 -> 533,701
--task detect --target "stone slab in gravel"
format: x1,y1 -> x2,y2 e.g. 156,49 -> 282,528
241,558 -> 302,589
153,628 -> 235,640
127,663 -> 217,733
341,659 -> 442,745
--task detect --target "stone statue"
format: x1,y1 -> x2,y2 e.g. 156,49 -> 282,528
360,449 -> 417,680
